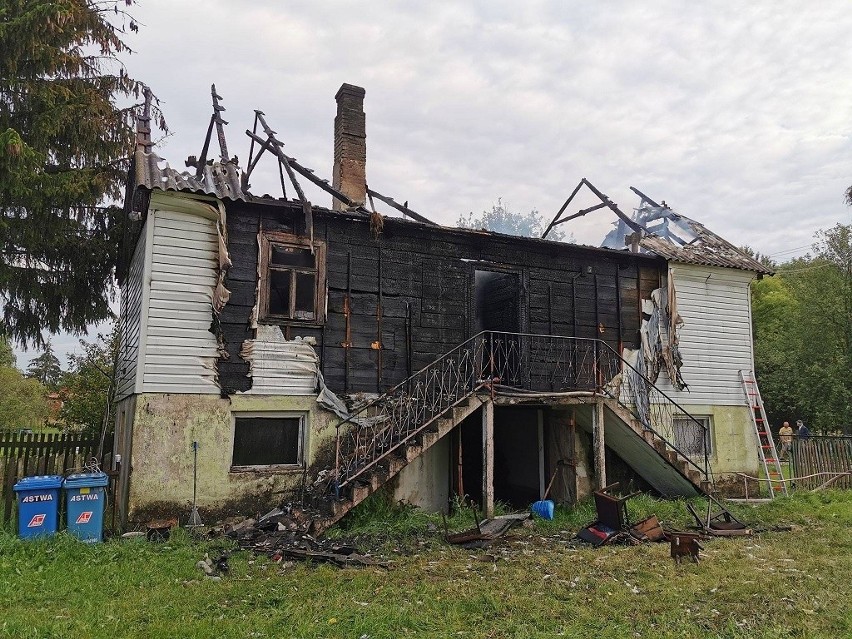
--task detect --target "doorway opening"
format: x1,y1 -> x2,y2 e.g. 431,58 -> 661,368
474,270 -> 520,334
456,406 -> 544,509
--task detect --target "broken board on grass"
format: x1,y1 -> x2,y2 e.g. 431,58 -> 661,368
444,513 -> 530,549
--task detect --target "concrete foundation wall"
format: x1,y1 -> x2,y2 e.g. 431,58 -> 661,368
390,437 -> 451,512
695,404 -> 760,476
126,393 -> 338,521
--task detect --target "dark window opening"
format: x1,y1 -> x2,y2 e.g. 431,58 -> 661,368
271,245 -> 314,268
294,272 -> 316,319
259,233 -> 326,324
232,415 -> 304,468
673,415 -> 712,457
269,270 -> 292,316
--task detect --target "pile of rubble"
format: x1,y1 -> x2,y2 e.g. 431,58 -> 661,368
213,503 -> 388,569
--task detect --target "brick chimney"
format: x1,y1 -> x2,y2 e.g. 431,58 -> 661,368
332,83 -> 367,211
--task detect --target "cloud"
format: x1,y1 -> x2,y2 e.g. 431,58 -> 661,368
122,1 -> 852,257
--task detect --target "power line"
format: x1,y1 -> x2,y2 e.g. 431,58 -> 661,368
768,244 -> 812,257
777,262 -> 834,274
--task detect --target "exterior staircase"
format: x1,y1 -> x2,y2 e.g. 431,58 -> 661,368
311,331 -> 712,534
605,401 -> 711,495
310,396 -> 482,533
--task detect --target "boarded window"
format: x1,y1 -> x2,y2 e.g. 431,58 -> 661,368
673,415 -> 712,457
232,415 -> 304,468
259,233 -> 326,323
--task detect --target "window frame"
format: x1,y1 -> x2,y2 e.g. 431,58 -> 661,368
230,411 -> 307,472
258,231 -> 326,324
672,414 -> 713,457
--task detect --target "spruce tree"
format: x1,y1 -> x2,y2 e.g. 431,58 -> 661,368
0,0 -> 165,346
26,339 -> 62,388
0,335 -> 15,369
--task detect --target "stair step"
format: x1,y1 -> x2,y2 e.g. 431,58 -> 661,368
352,483 -> 372,504
405,443 -> 423,461
388,457 -> 405,475
665,450 -> 678,464
435,418 -> 455,436
452,404 -> 472,422
331,499 -> 352,517
688,469 -> 701,484
369,473 -> 384,491
642,430 -> 656,444
421,431 -> 439,448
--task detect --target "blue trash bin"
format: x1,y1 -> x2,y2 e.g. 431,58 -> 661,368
63,472 -> 109,543
13,475 -> 63,539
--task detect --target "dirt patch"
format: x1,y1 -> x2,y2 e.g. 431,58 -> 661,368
127,490 -> 296,529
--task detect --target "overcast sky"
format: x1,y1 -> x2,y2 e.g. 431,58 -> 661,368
18,0 -> 852,368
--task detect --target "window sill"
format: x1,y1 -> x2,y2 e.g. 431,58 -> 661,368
229,464 -> 304,474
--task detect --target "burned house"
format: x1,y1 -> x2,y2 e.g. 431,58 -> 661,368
113,84 -> 765,527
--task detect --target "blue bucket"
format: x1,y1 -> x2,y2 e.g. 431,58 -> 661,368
531,499 -> 555,520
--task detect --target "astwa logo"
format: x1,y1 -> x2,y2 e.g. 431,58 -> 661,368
28,514 -> 46,528
75,511 -> 93,524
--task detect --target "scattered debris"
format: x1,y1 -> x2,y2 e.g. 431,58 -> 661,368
196,552 -> 229,579
576,522 -> 620,547
443,512 -> 529,549
576,483 -> 652,547
146,518 -> 177,541
629,515 -> 666,542
120,531 -> 146,540
270,546 -> 388,569
686,498 -> 751,537
214,504 -> 388,569
670,532 -> 703,564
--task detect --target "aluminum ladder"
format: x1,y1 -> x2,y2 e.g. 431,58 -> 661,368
740,370 -> 788,497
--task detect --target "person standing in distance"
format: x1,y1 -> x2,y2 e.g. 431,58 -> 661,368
778,421 -> 793,462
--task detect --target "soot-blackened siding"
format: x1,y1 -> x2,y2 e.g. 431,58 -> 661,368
218,201 -> 665,396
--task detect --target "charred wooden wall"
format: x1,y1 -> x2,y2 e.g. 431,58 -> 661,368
218,201 -> 665,396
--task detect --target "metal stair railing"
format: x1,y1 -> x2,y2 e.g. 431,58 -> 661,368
597,341 -> 711,482
485,332 -> 711,481
333,333 -> 490,493
332,331 -> 711,494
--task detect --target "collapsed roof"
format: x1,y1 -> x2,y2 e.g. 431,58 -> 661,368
602,190 -> 773,275
544,181 -> 773,276
125,84 -> 771,278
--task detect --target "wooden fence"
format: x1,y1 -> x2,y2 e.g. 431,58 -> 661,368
792,436 -> 852,490
1,432 -> 114,526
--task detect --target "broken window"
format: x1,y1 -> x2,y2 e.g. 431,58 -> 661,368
231,414 -> 305,469
673,415 -> 712,457
259,232 -> 326,323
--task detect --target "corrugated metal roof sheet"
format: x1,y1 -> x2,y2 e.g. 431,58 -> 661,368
133,148 -> 247,201
602,202 -> 774,275
638,216 -> 774,275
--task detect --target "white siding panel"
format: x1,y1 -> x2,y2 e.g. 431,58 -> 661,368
115,221 -> 148,400
141,208 -> 219,395
240,328 -> 319,395
656,264 -> 756,406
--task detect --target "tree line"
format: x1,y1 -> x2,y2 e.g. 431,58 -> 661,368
0,332 -> 114,436
751,223 -> 852,434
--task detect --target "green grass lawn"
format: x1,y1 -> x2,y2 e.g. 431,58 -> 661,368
1,491 -> 851,638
